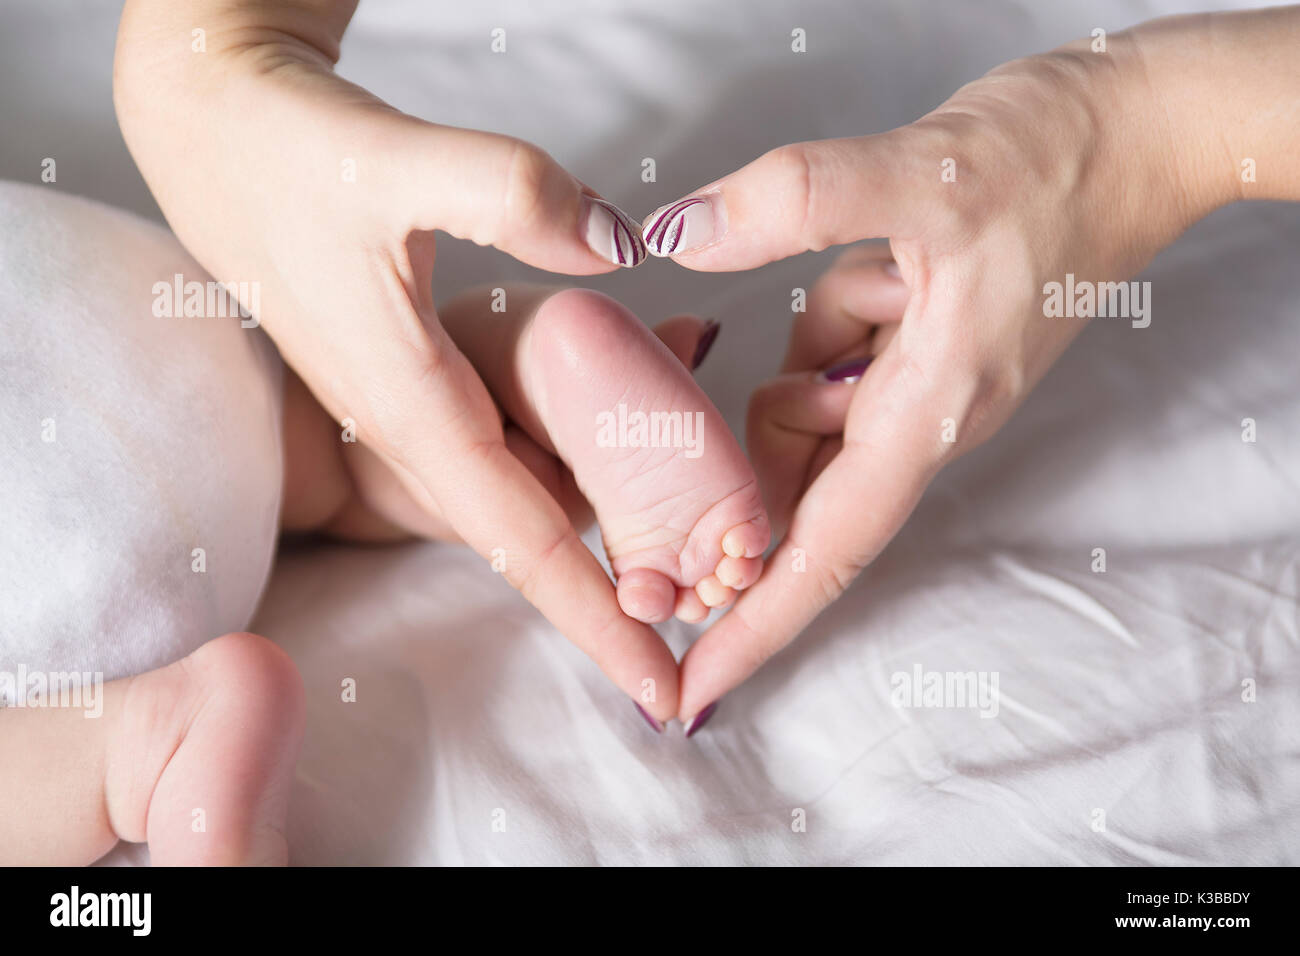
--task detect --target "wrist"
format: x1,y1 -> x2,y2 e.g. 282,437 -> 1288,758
1120,14 -> 1239,225
1011,36 -> 1203,267
1122,10 -> 1300,215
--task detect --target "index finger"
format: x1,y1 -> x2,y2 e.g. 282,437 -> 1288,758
676,344 -> 948,721
369,330 -> 682,722
640,132 -> 923,271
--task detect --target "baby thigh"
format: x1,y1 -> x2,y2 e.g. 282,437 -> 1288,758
0,183 -> 284,685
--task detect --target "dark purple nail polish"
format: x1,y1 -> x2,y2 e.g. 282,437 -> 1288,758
683,701 -> 718,738
691,319 -> 721,370
819,356 -> 873,384
634,701 -> 664,733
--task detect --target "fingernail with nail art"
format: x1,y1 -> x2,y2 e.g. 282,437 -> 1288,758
634,701 -> 664,734
683,701 -> 718,738
584,197 -> 647,268
643,195 -> 721,257
691,319 -> 721,370
819,357 -> 873,384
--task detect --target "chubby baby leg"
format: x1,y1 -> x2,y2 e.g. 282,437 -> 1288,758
277,364 -> 594,543
0,633 -> 303,866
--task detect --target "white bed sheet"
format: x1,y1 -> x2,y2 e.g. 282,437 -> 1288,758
3,0 -> 1296,865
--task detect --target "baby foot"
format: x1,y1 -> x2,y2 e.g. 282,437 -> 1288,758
520,289 -> 770,623
114,633 -> 304,865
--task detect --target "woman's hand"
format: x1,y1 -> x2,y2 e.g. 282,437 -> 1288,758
114,0 -> 680,719
655,8 -> 1300,722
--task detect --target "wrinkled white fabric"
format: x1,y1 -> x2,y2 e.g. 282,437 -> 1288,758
0,0 -> 1295,865
0,184 -> 283,687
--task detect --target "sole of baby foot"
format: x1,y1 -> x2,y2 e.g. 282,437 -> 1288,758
522,288 -> 770,624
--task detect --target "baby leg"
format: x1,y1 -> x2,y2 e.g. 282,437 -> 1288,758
0,632 -> 303,866
0,183 -> 300,864
277,364 -> 595,543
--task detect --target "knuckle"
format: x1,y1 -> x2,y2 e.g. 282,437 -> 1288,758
506,524 -> 576,602
728,604 -> 782,673
810,553 -> 859,607
931,189 -> 982,243
499,137 -> 558,238
981,362 -> 1026,408
903,118 -> 990,243
914,336 -> 1021,454
760,143 -> 823,250
965,363 -> 1024,442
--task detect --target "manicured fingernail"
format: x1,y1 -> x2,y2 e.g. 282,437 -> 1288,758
642,195 -> 722,256
819,356 -> 873,384
883,261 -> 901,278
633,701 -> 664,734
683,701 -> 718,738
583,197 -> 647,268
691,319 -> 721,370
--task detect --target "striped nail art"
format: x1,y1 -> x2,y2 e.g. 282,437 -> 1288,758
642,197 -> 711,257
585,198 -> 647,268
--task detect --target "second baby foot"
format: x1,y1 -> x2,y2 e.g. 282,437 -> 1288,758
440,286 -> 770,624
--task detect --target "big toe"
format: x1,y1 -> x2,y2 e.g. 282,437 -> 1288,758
617,567 -> 678,624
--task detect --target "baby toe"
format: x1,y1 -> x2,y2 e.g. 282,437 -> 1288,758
721,516 -> 771,560
695,574 -> 734,609
715,554 -> 763,591
617,568 -> 677,623
674,587 -> 709,623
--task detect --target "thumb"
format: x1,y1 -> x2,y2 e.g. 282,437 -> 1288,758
639,133 -> 916,270
384,119 -> 646,274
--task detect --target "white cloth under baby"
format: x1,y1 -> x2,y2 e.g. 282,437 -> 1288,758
3,0 -> 1298,866
0,182 -> 283,687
